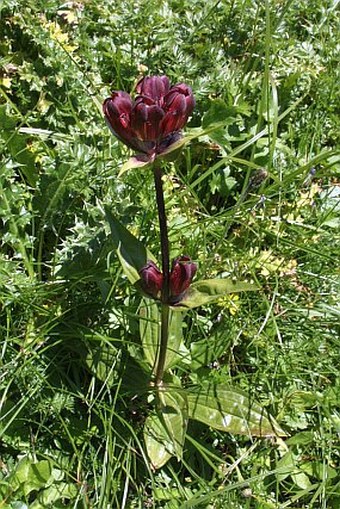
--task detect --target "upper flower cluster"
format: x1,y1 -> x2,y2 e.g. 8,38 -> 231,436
103,75 -> 195,160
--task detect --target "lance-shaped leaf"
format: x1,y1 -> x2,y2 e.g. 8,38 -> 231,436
186,383 -> 285,437
105,207 -> 155,284
140,299 -> 160,371
140,301 -> 184,373
144,414 -> 173,470
158,387 -> 188,460
144,387 -> 188,469
179,278 -> 258,309
85,342 -> 119,388
165,309 -> 184,371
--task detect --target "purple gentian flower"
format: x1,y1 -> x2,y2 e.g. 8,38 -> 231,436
103,75 -> 195,162
139,256 -> 197,303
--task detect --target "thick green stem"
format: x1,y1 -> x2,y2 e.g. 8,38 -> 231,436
155,304 -> 170,386
153,166 -> 170,386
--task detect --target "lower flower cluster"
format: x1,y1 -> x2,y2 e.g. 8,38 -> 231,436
139,256 -> 197,304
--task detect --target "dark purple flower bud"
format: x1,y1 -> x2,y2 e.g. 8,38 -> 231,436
169,256 -> 197,303
103,92 -> 134,144
136,75 -> 170,102
161,83 -> 195,136
161,94 -> 186,136
139,261 -> 163,299
165,84 -> 195,115
103,75 -> 195,160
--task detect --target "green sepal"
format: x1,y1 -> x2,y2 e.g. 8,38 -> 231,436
118,155 -> 152,177
118,133 -> 199,177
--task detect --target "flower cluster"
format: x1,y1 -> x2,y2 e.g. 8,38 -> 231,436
103,75 -> 195,161
139,256 -> 197,304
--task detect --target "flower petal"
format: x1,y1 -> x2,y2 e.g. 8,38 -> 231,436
131,102 -> 164,141
169,256 -> 197,303
136,75 -> 170,101
103,92 -> 137,149
139,261 -> 163,299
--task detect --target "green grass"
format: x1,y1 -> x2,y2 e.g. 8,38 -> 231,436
1,0 -> 339,507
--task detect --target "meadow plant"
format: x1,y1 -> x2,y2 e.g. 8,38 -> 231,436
103,75 -> 284,468
0,1 -> 338,504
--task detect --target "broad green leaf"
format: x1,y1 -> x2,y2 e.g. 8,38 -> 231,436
275,451 -> 311,488
144,413 -> 173,469
158,387 -> 188,460
116,244 -> 141,285
291,471 -> 312,490
34,483 -> 78,506
144,386 -> 188,469
140,299 -> 160,370
165,309 -> 184,371
85,342 -> 119,387
15,458 -> 53,496
186,383 -> 285,437
121,356 -> 151,394
179,278 -> 258,308
140,302 -> 184,372
105,207 -> 155,284
276,451 -> 296,482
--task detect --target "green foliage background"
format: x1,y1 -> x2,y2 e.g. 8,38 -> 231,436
0,0 -> 339,507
